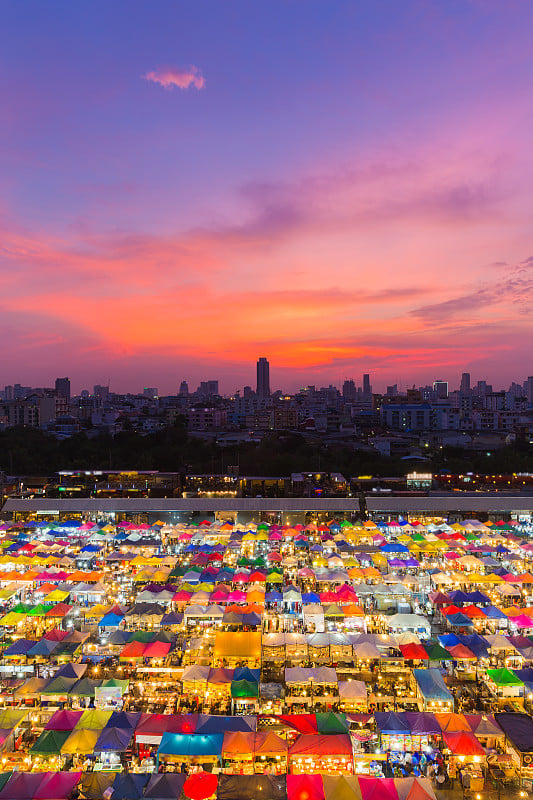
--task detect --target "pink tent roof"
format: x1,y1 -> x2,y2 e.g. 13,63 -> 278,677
359,777 -> 399,800
34,771 -> 82,799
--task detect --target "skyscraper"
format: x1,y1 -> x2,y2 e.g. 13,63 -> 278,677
527,376 -> 533,405
363,373 -> 371,397
460,372 -> 471,394
55,377 -> 70,402
433,380 -> 448,399
256,357 -> 270,398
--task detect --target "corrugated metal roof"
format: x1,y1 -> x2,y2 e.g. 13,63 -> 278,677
1,497 -> 360,513
2,494 -> 533,514
366,496 -> 533,512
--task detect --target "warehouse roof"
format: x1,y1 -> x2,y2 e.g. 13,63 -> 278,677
2,494 -> 533,514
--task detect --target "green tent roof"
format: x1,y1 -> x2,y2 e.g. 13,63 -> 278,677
424,642 -> 451,661
486,668 -> 524,686
230,679 -> 259,698
30,729 -> 70,755
27,603 -> 53,616
316,712 -> 349,733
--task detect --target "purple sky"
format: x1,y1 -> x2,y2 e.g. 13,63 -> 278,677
1,0 -> 533,394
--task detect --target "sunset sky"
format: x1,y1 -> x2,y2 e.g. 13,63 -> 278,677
1,1 -> 533,394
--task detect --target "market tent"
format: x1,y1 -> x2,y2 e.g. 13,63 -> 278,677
375,712 -> 410,734
158,732 -> 224,757
144,773 -> 187,800
45,709 -> 83,730
287,775 -> 324,800
110,773 -> 150,800
33,771 -> 82,799
442,731 -> 485,757
323,776 -> 362,800
61,728 -> 100,754
338,681 -> 367,703
358,777 -> 399,800
412,669 -> 453,705
230,679 -> 259,698
435,713 -> 471,733
218,775 -> 287,800
30,729 -> 70,755
0,773 -> 47,800
106,710 -> 142,730
183,772 -> 219,800
288,733 -> 352,757
94,726 -> 133,751
316,713 -> 349,734
221,731 -> 255,757
404,713 -> 440,735
495,712 -> 533,753
195,715 -> 256,733
464,715 -> 503,737
75,708 -> 113,729
486,668 -> 524,687
394,778 -> 436,800
255,732 -> 288,757
213,631 -> 261,660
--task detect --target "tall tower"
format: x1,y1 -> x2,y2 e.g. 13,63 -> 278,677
55,377 -> 70,402
460,372 -> 471,394
363,373 -> 371,398
256,357 -> 270,398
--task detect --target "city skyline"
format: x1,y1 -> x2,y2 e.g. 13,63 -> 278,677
2,365 -> 533,399
2,2 -> 533,390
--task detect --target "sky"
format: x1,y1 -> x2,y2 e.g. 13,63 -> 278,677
1,0 -> 533,395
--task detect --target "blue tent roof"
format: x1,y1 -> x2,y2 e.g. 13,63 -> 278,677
111,773 -> 150,800
413,668 -> 453,702
446,613 -> 475,627
448,590 -> 470,604
98,613 -> 124,628
195,714 -> 256,733
157,732 -> 223,756
483,605 -> 508,620
458,634 -> 489,658
95,726 -> 133,752
265,591 -> 282,602
27,639 -> 59,657
381,543 -> 409,553
233,667 -> 260,682
439,633 -> 460,647
466,590 -> 490,604
3,639 -> 36,656
302,592 -> 320,603
374,711 -> 410,734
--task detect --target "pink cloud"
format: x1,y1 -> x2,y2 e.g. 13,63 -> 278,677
143,65 -> 205,90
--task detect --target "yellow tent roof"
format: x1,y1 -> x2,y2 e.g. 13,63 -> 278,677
323,775 -> 362,800
0,708 -> 28,728
44,589 -> 70,603
0,611 -> 25,626
75,708 -> 113,730
213,631 -> 261,660
61,728 -> 100,754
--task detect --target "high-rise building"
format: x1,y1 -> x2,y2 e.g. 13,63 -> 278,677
460,372 -> 471,394
198,381 -> 219,396
256,357 -> 270,398
55,377 -> 71,402
143,387 -> 158,399
363,373 -> 372,397
433,380 -> 448,399
179,381 -> 189,396
342,379 -> 356,401
527,376 -> 533,405
94,384 -> 110,401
